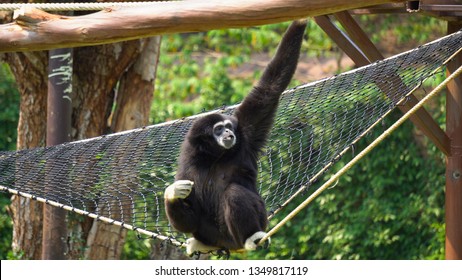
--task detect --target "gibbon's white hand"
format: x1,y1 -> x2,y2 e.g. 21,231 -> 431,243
164,180 -> 194,201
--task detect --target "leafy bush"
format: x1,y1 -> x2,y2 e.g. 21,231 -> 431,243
0,62 -> 19,259
242,108 -> 446,260
0,63 -> 19,151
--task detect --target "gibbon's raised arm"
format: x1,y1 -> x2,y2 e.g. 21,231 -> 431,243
235,19 -> 307,152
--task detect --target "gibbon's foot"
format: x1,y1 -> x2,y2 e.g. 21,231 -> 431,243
185,237 -> 221,256
244,231 -> 270,251
164,180 -> 194,201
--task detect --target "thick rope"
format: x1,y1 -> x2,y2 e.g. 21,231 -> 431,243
0,2 -> 176,11
258,62 -> 462,247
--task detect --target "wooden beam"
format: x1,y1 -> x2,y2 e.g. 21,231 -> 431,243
420,0 -> 462,21
350,3 -> 408,14
446,21 -> 462,260
316,12 -> 451,155
0,0 -> 404,52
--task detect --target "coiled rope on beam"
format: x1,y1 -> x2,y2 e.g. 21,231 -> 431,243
0,1 -> 175,11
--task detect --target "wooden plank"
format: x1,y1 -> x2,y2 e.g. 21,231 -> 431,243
0,0 -> 404,52
319,11 -> 451,155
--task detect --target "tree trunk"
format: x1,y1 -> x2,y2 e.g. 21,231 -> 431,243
4,51 -> 48,260
84,37 -> 162,260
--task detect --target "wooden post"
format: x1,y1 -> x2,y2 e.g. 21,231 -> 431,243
42,46 -> 73,259
445,21 -> 462,260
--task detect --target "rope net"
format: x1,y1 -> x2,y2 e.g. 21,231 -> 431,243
1,31 -> 461,247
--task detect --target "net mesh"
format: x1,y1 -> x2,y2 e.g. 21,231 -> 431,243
1,31 -> 461,246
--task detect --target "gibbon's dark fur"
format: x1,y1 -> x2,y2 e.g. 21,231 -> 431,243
165,20 -> 307,251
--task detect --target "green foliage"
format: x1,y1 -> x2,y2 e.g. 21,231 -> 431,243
0,63 -> 19,151
0,194 -> 13,260
357,14 -> 446,49
151,22 -> 333,124
121,231 -> 151,260
0,62 -> 18,259
241,69 -> 447,259
240,108 -> 446,260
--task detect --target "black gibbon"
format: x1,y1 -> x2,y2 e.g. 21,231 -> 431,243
164,19 -> 307,255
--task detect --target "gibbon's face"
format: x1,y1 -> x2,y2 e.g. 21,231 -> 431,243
189,114 -> 238,152
213,119 -> 236,149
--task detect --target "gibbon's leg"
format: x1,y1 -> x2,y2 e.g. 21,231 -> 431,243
244,231 -> 270,251
223,183 -> 268,250
164,180 -> 199,233
185,237 -> 221,255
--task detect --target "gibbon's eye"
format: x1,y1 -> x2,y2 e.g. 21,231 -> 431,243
214,124 -> 224,136
224,122 -> 233,130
